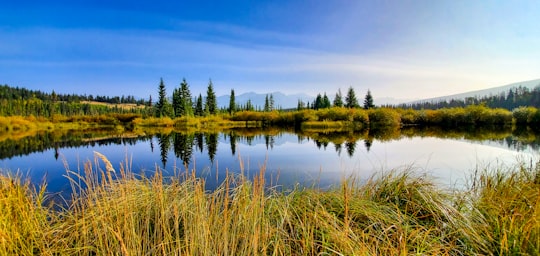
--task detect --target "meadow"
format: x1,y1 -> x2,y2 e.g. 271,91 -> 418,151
1,152 -> 538,255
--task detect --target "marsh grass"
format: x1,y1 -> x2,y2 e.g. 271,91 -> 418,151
0,153 -> 539,255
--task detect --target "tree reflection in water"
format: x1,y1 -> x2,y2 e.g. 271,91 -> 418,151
0,126 -> 539,163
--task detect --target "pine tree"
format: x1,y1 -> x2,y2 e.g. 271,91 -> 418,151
269,94 -> 274,111
205,79 -> 217,115
180,78 -> 193,116
264,94 -> 270,112
297,99 -> 305,110
333,89 -> 343,107
314,93 -> 323,109
363,89 -> 375,109
195,94 -> 203,116
156,78 -> 173,117
322,93 -> 331,108
172,87 -> 182,117
345,86 -> 359,108
229,89 -> 236,114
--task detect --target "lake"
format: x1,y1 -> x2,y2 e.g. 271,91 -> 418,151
0,126 -> 539,196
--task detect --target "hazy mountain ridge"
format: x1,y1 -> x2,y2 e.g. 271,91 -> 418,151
407,78 -> 540,105
217,92 -> 314,109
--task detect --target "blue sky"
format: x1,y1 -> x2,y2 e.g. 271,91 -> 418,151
1,1 -> 539,101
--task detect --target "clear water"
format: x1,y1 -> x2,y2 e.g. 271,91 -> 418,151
0,128 -> 538,196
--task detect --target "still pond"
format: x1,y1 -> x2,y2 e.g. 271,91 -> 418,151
1,127 -> 539,195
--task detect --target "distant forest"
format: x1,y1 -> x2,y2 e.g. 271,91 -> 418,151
0,84 -> 148,117
0,84 -> 146,105
395,85 -> 540,110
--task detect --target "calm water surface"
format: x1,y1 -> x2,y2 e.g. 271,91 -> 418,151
0,128 -> 538,195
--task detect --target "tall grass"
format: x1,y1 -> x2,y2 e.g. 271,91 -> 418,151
0,154 -> 539,255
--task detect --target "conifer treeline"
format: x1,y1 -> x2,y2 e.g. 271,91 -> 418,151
396,85 -> 540,110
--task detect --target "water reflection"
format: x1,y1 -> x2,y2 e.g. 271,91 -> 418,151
1,126 -> 540,162
1,126 -> 540,195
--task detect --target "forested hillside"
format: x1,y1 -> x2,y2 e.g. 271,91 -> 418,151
0,84 -> 148,117
398,85 -> 540,110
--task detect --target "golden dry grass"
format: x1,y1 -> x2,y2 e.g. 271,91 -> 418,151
0,153 -> 538,255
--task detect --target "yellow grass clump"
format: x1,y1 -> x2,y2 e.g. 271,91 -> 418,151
0,153 -> 539,255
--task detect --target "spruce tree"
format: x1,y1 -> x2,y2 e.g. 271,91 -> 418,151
333,89 -> 343,107
195,94 -> 203,116
314,93 -> 323,109
269,94 -> 274,111
229,89 -> 236,114
345,86 -> 359,108
156,78 -> 173,117
322,93 -> 331,108
264,94 -> 270,112
205,79 -> 217,115
172,87 -> 182,117
180,78 -> 193,116
363,89 -> 375,109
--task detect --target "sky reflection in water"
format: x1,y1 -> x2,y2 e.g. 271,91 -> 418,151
0,130 -> 537,195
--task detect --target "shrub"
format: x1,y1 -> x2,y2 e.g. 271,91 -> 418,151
368,108 -> 401,128
512,107 -> 536,124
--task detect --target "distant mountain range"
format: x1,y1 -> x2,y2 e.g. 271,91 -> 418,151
215,78 -> 540,109
407,78 -> 540,105
217,91 -> 314,109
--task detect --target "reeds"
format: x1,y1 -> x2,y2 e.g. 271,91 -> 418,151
0,154 -> 538,255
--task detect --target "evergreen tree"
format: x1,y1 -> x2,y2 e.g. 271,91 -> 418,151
172,87 -> 182,117
269,94 -> 274,111
297,99 -> 305,110
322,93 -> 331,108
345,86 -> 359,108
246,99 -> 254,111
180,78 -> 193,116
363,89 -> 375,109
314,93 -> 323,109
195,94 -> 204,116
333,89 -> 343,107
155,78 -> 173,117
205,79 -> 217,115
228,89 -> 236,114
264,94 -> 270,111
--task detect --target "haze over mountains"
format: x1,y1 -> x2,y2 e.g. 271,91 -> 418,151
216,79 -> 540,109
406,78 -> 540,105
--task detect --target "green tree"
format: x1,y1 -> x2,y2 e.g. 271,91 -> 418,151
229,89 -> 236,114
363,89 -> 375,109
246,99 -> 254,111
322,93 -> 331,108
264,94 -> 270,111
181,78 -> 193,116
314,93 -> 323,109
205,79 -> 217,115
155,78 -> 173,117
269,94 -> 274,111
345,86 -> 359,108
195,94 -> 204,116
172,87 -> 182,117
333,89 -> 343,107
297,99 -> 305,110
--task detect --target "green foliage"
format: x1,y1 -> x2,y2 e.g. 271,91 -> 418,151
155,78 -> 173,118
194,94 -> 204,116
205,80 -> 217,115
172,78 -> 193,118
513,106 -> 536,124
228,89 -> 236,114
345,86 -> 359,108
333,89 -> 343,107
368,108 -> 401,128
363,89 -> 375,109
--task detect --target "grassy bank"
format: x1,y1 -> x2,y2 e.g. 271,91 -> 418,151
1,154 -> 539,255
